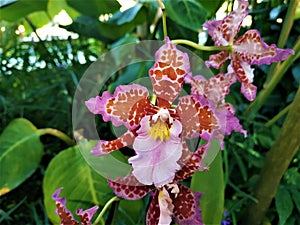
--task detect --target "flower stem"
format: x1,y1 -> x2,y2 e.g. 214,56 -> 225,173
93,196 -> 119,225
263,103 -> 292,128
172,39 -> 232,51
264,0 -> 299,86
241,85 -> 300,225
158,0 -> 167,37
37,128 -> 75,146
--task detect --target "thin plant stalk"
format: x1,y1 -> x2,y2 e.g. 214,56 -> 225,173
263,103 -> 292,128
172,39 -> 232,51
157,0 -> 168,37
93,196 -> 119,225
38,128 -> 75,146
264,0 -> 299,86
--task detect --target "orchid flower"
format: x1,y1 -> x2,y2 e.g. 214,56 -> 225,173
52,188 -> 99,225
203,0 -> 294,101
185,70 -> 247,146
107,143 -> 209,225
86,37 -> 225,187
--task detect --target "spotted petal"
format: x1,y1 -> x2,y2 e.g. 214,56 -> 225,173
149,37 -> 190,108
220,103 -> 247,137
85,84 -> 151,129
175,143 -> 209,181
129,116 -> 183,186
177,95 -> 223,141
172,184 -> 203,225
187,73 -> 236,103
107,174 -> 154,200
52,188 -> 98,225
205,50 -> 230,69
234,30 -> 294,65
91,130 -> 136,156
203,0 -> 248,45
146,190 -> 160,225
230,61 -> 257,101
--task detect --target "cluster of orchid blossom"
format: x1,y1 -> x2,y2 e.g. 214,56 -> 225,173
52,1 -> 293,224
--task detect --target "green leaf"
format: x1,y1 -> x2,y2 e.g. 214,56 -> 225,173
66,0 -> 120,18
62,8 -> 146,42
196,0 -> 225,16
78,140 -> 131,180
165,0 -> 208,32
107,4 -> 143,25
43,144 -> 114,224
0,0 -> 48,22
118,199 -> 144,225
191,151 -> 224,225
0,118 -> 43,195
275,185 -> 294,225
290,188 -> 300,213
47,0 -> 80,20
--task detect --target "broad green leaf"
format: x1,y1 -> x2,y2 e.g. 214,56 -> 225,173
275,185 -> 294,225
107,3 -> 143,25
47,0 -> 80,20
191,151 -> 224,225
66,0 -> 120,18
62,9 -> 146,42
43,144 -> 114,225
0,0 -> 48,22
196,0 -> 225,16
118,199 -> 144,225
0,118 -> 43,195
290,188 -> 300,213
78,140 -> 131,180
25,11 -> 51,30
165,0 -> 208,32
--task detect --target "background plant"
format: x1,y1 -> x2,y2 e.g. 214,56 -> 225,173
0,0 -> 299,224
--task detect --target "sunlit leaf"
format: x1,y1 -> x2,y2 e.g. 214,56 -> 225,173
165,0 -> 208,32
0,118 -> 43,195
0,0 -> 48,22
66,0 -> 120,18
191,151 -> 224,224
43,144 -> 114,224
107,3 -> 143,25
47,0 -> 80,20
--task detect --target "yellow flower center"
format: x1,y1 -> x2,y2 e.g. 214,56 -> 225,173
149,120 -> 170,141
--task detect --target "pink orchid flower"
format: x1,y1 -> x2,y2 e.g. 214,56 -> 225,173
52,188 -> 99,225
185,70 -> 247,147
203,0 -> 294,101
107,143 -> 209,225
86,37 -> 225,187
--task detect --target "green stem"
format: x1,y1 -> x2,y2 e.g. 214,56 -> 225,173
158,0 -> 168,37
37,128 -> 75,146
244,37 -> 300,118
264,0 -> 299,86
241,85 -> 300,225
172,39 -> 232,51
264,103 -> 292,128
93,196 -> 119,225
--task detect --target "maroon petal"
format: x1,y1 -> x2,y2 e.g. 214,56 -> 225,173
107,174 -> 154,200
146,190 -> 160,225
172,184 -> 203,225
